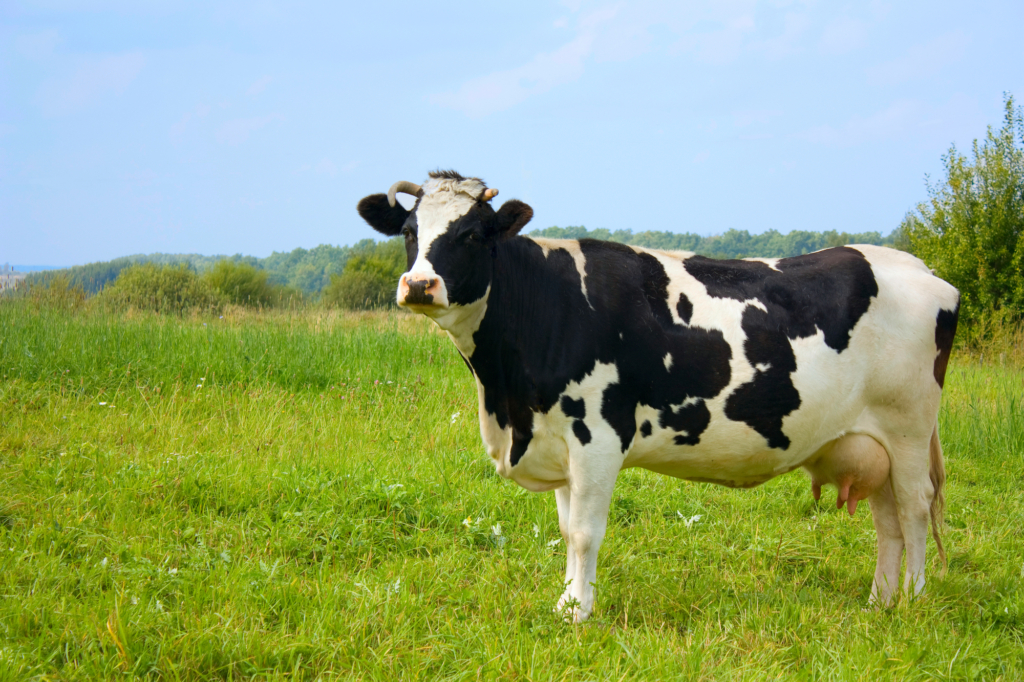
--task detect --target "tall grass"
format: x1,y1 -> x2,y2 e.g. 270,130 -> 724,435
0,301 -> 1021,680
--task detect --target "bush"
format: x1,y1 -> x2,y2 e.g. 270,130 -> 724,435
205,260 -> 278,307
322,239 -> 406,310
905,93 -> 1024,326
101,263 -> 224,314
22,274 -> 86,311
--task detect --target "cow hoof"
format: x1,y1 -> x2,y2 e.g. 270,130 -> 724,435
555,595 -> 590,623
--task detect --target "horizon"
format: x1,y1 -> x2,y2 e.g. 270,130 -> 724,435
3,222 -> 900,271
3,1 -> 1022,266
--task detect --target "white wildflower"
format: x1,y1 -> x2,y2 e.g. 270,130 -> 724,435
491,523 -> 502,536
677,511 -> 702,528
533,523 -> 540,538
547,538 -> 561,548
131,596 -> 138,605
450,411 -> 460,424
99,402 -> 106,406
462,516 -> 473,529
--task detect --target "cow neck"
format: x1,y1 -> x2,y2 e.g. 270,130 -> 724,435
468,236 -> 586,421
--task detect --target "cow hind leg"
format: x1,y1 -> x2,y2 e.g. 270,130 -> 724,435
868,477 -> 904,605
886,434 -> 936,598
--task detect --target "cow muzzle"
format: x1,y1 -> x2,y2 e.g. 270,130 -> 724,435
397,273 -> 448,310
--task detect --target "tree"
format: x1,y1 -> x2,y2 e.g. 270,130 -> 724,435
205,260 -> 278,306
906,94 -> 1024,325
322,238 -> 406,310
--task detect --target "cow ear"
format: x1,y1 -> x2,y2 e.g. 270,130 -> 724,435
357,194 -> 409,236
494,199 -> 533,239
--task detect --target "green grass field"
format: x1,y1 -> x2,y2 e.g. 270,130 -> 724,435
1,302 -> 1022,680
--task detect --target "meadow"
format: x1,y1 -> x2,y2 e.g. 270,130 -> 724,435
0,302 -> 1022,680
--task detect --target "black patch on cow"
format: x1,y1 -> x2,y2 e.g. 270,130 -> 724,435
560,396 -> 585,419
357,194 -> 410,237
464,237 -> 733,463
676,294 -> 693,324
424,204 -> 494,306
683,248 -> 878,352
660,400 -> 713,447
684,247 -> 878,449
560,396 -> 592,445
934,303 -> 959,388
510,429 -> 532,466
572,420 -> 592,445
724,306 -> 802,449
639,420 -> 652,437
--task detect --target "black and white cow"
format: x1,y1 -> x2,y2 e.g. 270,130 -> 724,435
358,170 -> 960,622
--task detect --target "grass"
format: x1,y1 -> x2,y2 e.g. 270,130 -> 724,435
0,301 -> 1022,680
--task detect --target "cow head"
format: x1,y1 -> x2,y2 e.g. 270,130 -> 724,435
357,170 -> 533,319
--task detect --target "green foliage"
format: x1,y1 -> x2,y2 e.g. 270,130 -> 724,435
530,226 -> 893,258
204,260 -> 279,307
322,238 -> 406,310
21,274 -> 86,312
99,263 -> 225,314
906,94 -> 1024,326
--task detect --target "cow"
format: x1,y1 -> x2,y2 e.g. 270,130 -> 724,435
357,170 -> 960,622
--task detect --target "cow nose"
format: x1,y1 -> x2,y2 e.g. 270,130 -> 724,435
399,274 -> 442,306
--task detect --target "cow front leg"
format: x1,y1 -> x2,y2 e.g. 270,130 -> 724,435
554,486 -> 576,593
554,461 -> 618,623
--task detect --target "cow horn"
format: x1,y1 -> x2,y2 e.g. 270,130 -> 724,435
388,181 -> 423,207
482,188 -> 499,201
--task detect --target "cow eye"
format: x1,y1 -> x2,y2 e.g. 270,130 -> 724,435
466,232 -> 480,243
402,227 -> 415,240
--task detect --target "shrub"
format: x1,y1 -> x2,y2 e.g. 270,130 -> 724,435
905,93 -> 1024,326
101,263 -> 224,314
322,239 -> 406,310
205,260 -> 278,307
22,274 -> 87,311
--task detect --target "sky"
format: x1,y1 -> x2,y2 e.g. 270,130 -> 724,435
1,1 -> 1022,267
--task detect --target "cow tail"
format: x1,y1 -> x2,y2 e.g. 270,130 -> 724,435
929,423 -> 947,573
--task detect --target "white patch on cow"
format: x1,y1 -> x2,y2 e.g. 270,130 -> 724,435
404,176 -> 488,301
755,362 -> 771,373
529,238 -> 592,308
681,396 -> 701,408
663,353 -> 673,371
749,257 -> 782,272
431,286 -> 489,357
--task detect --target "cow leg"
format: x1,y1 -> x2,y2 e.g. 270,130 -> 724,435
554,486 -> 576,591
887,437 -> 935,598
868,477 -> 904,605
555,460 -> 618,623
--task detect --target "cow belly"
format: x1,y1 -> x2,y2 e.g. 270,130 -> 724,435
627,431 -> 808,487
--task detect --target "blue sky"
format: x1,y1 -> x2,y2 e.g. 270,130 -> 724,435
2,1 -> 1022,266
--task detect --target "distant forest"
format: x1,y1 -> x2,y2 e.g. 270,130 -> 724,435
25,227 -> 900,296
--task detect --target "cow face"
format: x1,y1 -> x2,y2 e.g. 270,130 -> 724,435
357,171 -> 533,317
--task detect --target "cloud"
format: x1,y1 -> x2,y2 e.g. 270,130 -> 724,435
216,114 -> 282,145
170,103 -> 211,136
818,16 -> 867,55
430,26 -> 600,118
866,32 -> 968,85
36,52 -> 146,116
796,99 -> 920,147
15,29 -> 61,61
247,75 -> 273,96
314,158 -> 336,176
750,11 -> 811,59
732,108 -> 782,128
